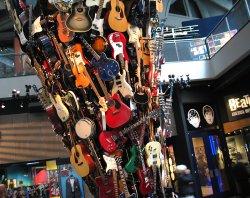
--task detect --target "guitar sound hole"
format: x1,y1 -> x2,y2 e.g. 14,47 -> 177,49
115,6 -> 121,12
77,8 -> 83,13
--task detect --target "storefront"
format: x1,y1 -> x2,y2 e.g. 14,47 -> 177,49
0,159 -> 86,198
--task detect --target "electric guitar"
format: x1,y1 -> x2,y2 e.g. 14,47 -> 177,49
66,0 -> 92,32
90,0 -> 105,37
67,43 -> 90,88
49,93 -> 69,122
114,152 -> 136,198
108,32 -> 133,98
57,11 -> 74,43
125,146 -> 139,173
92,36 -> 108,53
81,37 -> 120,81
99,109 -> 160,152
94,71 -> 132,128
87,138 -> 116,198
108,0 -> 128,32
5,0 -> 28,45
103,154 -> 119,198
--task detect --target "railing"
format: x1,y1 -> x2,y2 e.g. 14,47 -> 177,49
163,0 -> 250,62
205,0 -> 250,58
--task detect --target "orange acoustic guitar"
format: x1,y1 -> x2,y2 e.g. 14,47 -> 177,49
108,0 -> 128,32
56,12 -> 74,43
68,43 -> 90,88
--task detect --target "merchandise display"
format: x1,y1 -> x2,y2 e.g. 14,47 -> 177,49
4,0 -> 184,197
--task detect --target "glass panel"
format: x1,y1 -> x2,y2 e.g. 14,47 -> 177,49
192,137 -> 213,197
208,135 -> 230,192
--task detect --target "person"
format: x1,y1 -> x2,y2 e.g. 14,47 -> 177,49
0,184 -> 7,198
232,162 -> 250,198
187,109 -> 200,128
202,105 -> 214,125
175,165 -> 195,198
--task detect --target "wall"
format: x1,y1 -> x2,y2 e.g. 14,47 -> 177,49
0,112 -> 68,164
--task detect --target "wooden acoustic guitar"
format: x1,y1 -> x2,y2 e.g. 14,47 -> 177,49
68,122 -> 95,177
66,0 -> 92,32
108,0 -> 128,32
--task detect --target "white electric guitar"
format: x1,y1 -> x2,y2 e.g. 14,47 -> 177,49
112,70 -> 133,98
31,16 -> 48,36
49,93 -> 69,122
91,0 -> 106,37
103,154 -> 118,172
5,0 -> 28,45
86,0 -> 110,7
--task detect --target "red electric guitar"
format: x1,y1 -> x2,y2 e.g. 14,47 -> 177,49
94,70 -> 132,128
87,138 -> 115,198
99,109 -> 159,152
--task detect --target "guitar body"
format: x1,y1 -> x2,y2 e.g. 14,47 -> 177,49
125,146 -> 139,173
140,39 -> 150,67
133,90 -> 149,104
57,12 -> 74,43
49,93 -> 69,122
156,0 -> 163,12
46,105 -> 65,136
31,16 -> 43,36
145,141 -> 162,168
105,93 -> 132,128
112,71 -> 133,98
99,130 -> 127,152
92,36 -> 107,53
91,53 -> 120,81
68,43 -> 90,88
108,0 -> 128,32
70,144 -> 91,177
108,32 -> 129,61
66,1 -> 92,32
137,168 -> 154,195
95,176 -> 116,198
91,15 -> 104,36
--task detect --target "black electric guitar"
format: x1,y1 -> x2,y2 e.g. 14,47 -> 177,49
66,0 -> 92,32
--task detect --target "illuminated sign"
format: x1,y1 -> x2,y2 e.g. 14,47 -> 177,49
225,94 -> 250,121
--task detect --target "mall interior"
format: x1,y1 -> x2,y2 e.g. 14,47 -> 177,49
0,0 -> 250,197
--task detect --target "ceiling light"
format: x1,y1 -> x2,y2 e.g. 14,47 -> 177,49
1,103 -> 5,109
20,102 -> 24,108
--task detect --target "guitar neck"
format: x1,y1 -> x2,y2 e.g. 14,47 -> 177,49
118,53 -> 125,70
96,0 -> 105,19
28,5 -> 32,41
81,37 -> 100,60
112,169 -> 119,198
119,110 -> 158,136
87,138 -> 106,180
114,156 -> 130,197
153,165 -> 157,195
94,72 -> 111,100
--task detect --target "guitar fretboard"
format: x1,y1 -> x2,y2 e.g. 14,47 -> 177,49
96,0 -> 105,19
81,37 -> 100,60
118,109 -> 159,137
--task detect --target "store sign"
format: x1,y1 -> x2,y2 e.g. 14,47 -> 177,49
225,94 -> 250,121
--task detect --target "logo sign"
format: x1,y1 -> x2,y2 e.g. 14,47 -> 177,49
225,94 -> 250,121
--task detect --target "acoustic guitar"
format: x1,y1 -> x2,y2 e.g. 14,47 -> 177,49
66,0 -> 92,32
108,0 -> 128,32
94,71 -> 132,128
